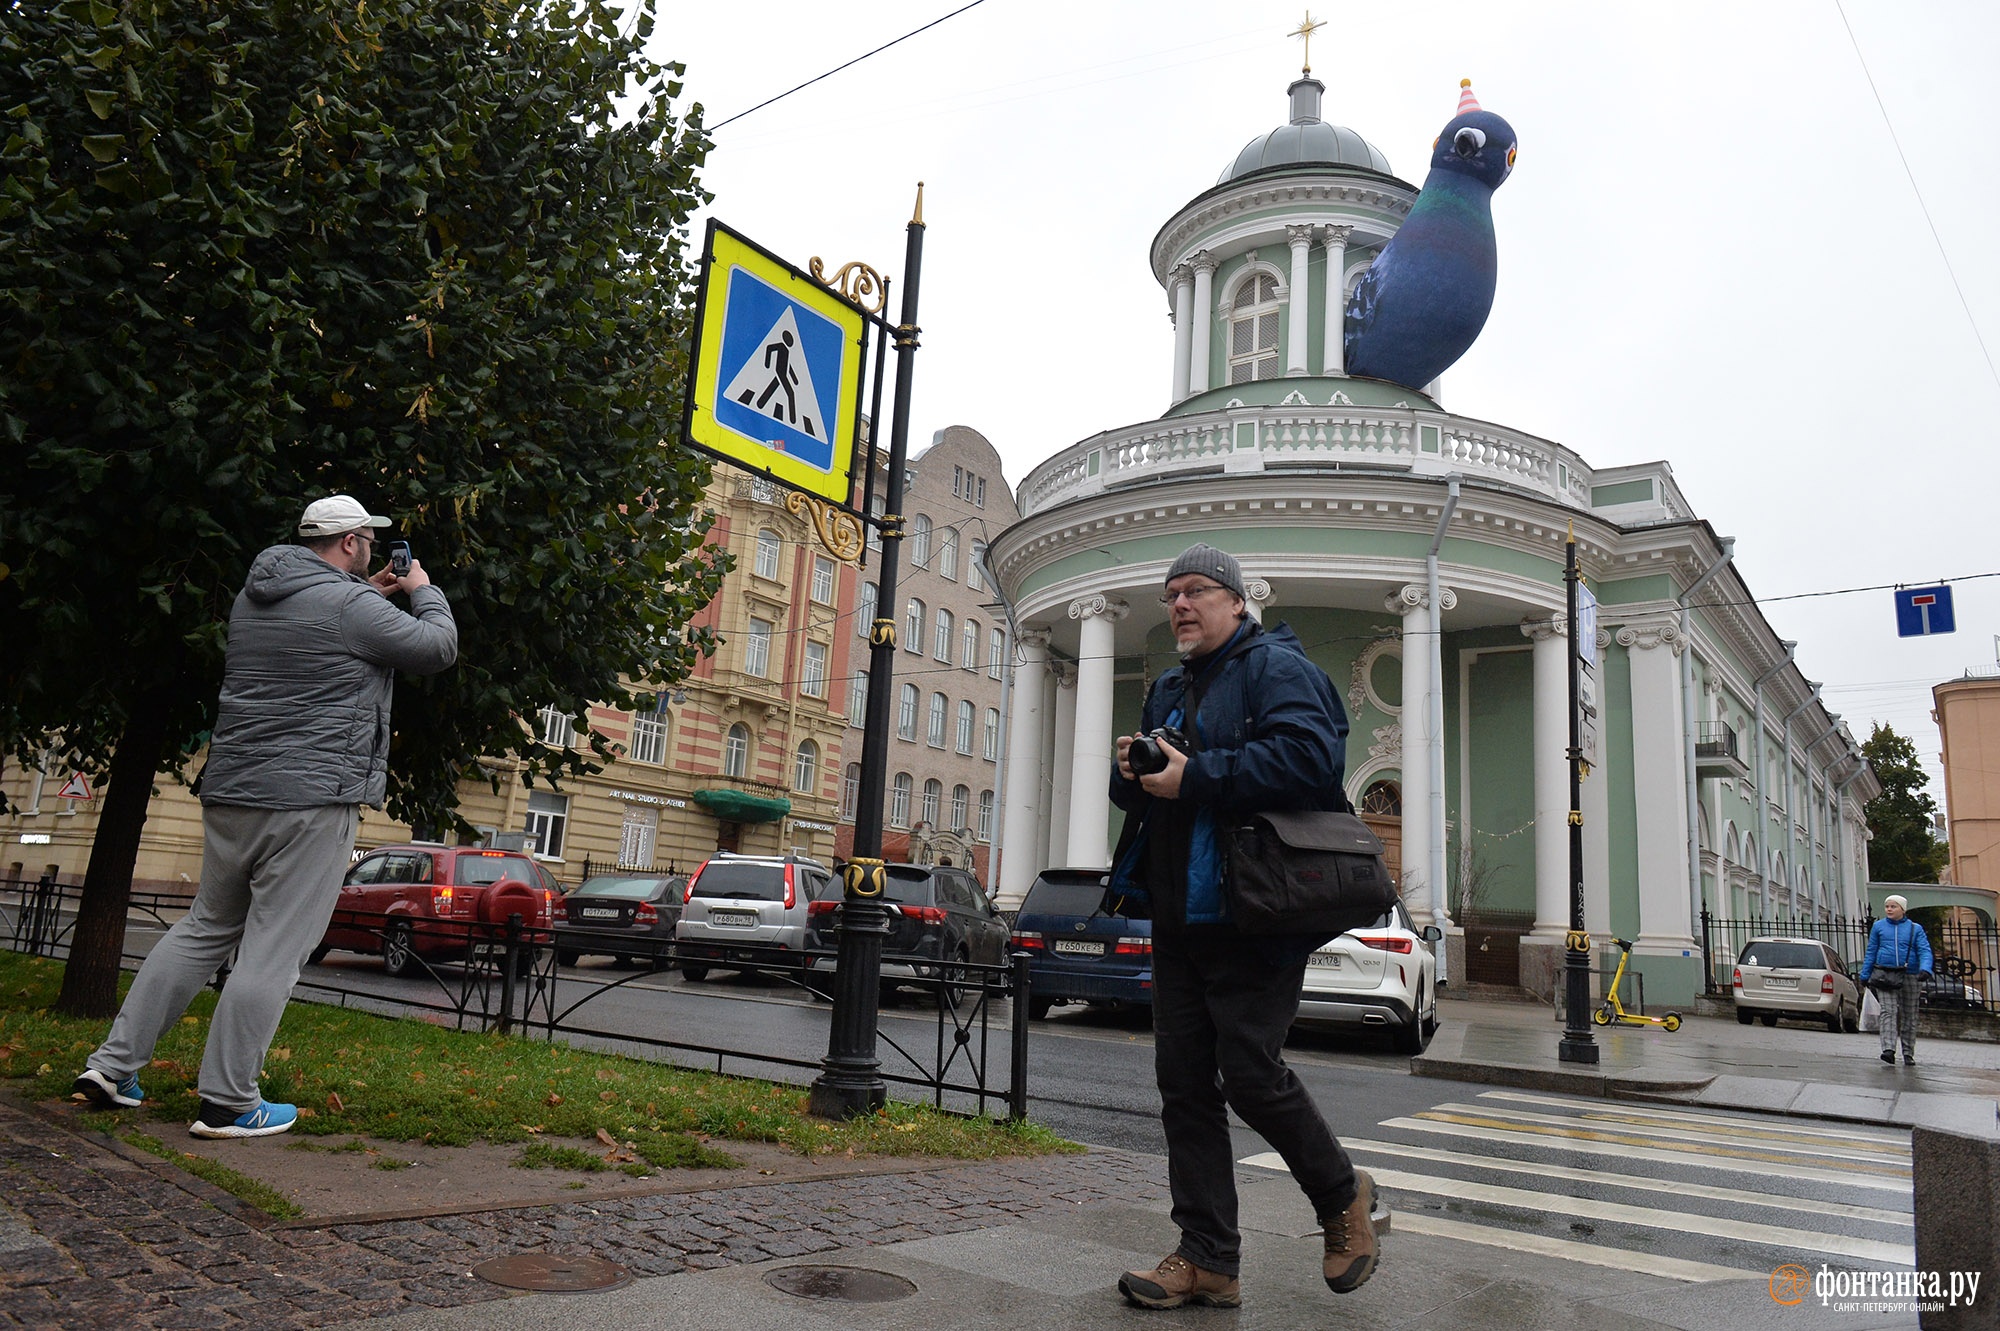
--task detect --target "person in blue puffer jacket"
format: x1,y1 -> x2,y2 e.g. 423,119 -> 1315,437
1105,544 -> 1377,1311
1860,894 -> 1933,1066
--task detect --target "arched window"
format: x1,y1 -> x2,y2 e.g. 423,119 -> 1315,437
793,740 -> 819,793
1228,272 -> 1281,384
955,700 -> 975,754
921,779 -> 942,827
890,772 -> 913,827
927,692 -> 948,747
938,530 -> 958,580
1360,780 -> 1402,817
723,724 -> 750,778
841,763 -> 861,821
962,619 -> 980,670
848,668 -> 869,726
968,542 -> 987,592
897,683 -> 919,740
983,707 -> 1001,760
950,784 -> 970,831
977,790 -> 995,841
857,580 -> 877,638
905,597 -> 925,654
910,514 -> 932,567
754,528 -> 782,580
934,608 -> 953,661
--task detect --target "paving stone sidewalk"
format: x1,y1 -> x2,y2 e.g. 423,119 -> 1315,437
0,1095 -> 1168,1330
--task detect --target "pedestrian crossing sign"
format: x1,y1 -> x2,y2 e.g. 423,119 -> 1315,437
686,221 -> 866,506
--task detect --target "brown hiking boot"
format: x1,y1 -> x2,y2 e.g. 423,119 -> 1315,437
1320,1169 -> 1380,1294
1118,1253 -> 1241,1309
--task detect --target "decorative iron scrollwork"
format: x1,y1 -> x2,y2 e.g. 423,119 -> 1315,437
808,257 -> 887,314
785,490 -> 865,563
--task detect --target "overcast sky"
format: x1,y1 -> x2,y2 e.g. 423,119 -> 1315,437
651,0 -> 2000,800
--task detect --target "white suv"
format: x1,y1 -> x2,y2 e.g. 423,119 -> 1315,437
1293,902 -> 1442,1054
673,853 -> 838,981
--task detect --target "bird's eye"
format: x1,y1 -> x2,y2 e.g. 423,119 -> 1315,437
1507,146 -> 1518,168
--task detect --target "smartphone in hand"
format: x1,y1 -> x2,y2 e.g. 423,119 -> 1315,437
389,541 -> 412,577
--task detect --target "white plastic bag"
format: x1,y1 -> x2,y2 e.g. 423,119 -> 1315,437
1860,987 -> 1881,1033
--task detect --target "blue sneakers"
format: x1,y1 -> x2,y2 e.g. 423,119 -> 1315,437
188,1098 -> 298,1139
72,1068 -> 145,1109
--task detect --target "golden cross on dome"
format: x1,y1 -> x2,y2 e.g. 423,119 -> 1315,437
1291,10 -> 1327,74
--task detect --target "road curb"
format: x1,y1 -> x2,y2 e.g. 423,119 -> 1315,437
1410,1054 -> 1715,1100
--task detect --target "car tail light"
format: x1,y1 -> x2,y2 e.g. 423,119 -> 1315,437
1112,936 -> 1151,956
808,900 -> 840,917
1732,967 -> 1743,988
635,902 -> 657,927
1354,935 -> 1414,954
1822,974 -> 1835,994
431,884 -> 453,913
1013,931 -> 1045,951
553,898 -> 567,923
898,905 -> 947,924
685,865 -> 706,902
783,864 -> 796,911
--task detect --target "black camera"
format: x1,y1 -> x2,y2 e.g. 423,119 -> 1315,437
1127,726 -> 1187,777
388,541 -> 411,577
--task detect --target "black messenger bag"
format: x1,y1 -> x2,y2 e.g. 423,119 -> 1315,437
1224,809 -> 1398,936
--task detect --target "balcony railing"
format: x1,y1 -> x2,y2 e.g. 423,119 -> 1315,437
1016,402 -> 1609,517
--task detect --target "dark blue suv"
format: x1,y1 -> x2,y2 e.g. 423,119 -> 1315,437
1010,868 -> 1151,1020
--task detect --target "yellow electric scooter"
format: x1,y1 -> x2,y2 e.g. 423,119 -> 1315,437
1591,938 -> 1683,1032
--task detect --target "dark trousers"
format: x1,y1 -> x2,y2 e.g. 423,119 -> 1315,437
1151,930 -> 1357,1276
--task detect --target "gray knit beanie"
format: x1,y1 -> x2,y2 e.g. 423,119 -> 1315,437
1163,543 -> 1245,600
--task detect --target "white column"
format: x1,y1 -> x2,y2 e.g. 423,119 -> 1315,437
1390,586 -> 1434,927
1583,629 -> 1612,935
1523,618 -> 1570,939
997,628 -> 1051,901
1169,265 -> 1194,404
1188,254 -> 1215,396
1036,665 -> 1059,873
1285,225 -> 1313,377
1243,577 -> 1272,626
1046,661 -> 1077,867
1066,595 -> 1128,867
1620,620 -> 1694,952
1320,225 -> 1351,375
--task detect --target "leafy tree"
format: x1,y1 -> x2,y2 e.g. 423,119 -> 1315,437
1860,722 -> 1947,885
0,0 -> 724,1015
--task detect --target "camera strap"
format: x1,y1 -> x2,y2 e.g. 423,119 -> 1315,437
1175,624 -> 1259,753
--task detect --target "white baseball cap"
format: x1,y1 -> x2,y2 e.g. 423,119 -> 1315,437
298,494 -> 393,538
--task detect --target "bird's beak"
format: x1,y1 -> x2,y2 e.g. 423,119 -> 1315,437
1453,126 -> 1486,158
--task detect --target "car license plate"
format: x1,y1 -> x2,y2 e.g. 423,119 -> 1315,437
1308,954 -> 1343,969
577,906 -> 622,921
1052,939 -> 1104,956
711,910 -> 758,928
1765,976 -> 1798,990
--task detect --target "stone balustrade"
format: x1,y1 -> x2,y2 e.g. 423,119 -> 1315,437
1019,403 -> 1600,516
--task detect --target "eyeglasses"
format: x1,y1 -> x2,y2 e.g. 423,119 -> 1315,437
1159,584 -> 1228,607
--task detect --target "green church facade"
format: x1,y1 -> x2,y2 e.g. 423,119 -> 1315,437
988,77 -> 1876,1007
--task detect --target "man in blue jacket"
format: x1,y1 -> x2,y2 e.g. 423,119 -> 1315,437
1107,543 -> 1377,1309
74,495 -> 457,1138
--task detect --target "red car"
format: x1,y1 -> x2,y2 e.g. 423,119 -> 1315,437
312,845 -> 555,977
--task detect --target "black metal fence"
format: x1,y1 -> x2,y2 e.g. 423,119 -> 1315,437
1700,910 -> 1999,1016
0,877 -> 1029,1118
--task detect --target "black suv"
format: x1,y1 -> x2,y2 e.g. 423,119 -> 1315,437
807,863 -> 1009,998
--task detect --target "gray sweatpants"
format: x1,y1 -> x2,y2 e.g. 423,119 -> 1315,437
90,803 -> 357,1113
1877,973 -> 1920,1060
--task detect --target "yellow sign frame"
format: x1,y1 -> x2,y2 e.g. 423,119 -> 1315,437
685,221 -> 867,507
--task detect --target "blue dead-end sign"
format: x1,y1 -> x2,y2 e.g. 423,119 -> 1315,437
1894,584 -> 1955,638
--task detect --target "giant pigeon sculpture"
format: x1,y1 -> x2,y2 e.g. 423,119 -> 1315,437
1344,80 -> 1517,392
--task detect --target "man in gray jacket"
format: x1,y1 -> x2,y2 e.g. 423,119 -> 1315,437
74,495 -> 458,1138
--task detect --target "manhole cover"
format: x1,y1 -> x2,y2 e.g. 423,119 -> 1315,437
471,1253 -> 633,1293
765,1265 -> 918,1303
